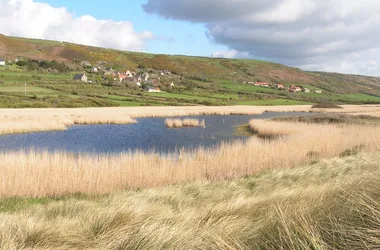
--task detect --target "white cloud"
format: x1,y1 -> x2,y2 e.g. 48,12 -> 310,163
0,0 -> 153,51
144,0 -> 380,76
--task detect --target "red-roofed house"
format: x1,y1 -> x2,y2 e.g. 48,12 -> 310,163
277,84 -> 285,89
288,85 -> 302,93
118,74 -> 128,83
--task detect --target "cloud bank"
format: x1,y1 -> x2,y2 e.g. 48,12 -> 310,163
0,0 -> 153,51
144,0 -> 380,75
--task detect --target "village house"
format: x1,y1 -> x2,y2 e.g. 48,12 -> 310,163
14,57 -> 23,63
0,58 -> 5,66
146,86 -> 162,92
142,72 -> 150,82
92,67 -> 98,73
303,88 -> 310,93
315,90 -> 323,94
124,70 -> 136,77
277,84 -> 285,90
288,85 -> 302,93
73,73 -> 88,82
118,74 -> 128,83
104,71 -> 116,77
163,82 -> 175,88
254,82 -> 270,87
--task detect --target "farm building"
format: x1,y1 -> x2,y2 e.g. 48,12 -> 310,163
315,90 -> 323,94
0,58 -> 5,66
73,74 -> 88,82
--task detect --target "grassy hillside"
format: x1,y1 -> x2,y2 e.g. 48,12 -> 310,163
1,34 -> 380,107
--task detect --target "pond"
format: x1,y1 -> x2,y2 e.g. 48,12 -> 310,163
0,112 -> 311,154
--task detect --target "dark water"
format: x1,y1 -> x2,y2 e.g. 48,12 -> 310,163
0,112 -> 311,154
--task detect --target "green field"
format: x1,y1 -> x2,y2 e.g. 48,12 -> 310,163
0,85 -> 57,93
234,98 -> 311,105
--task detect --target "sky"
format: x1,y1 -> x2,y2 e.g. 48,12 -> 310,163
1,0 -> 380,76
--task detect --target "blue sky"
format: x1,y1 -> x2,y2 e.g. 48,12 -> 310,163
34,0 -> 227,56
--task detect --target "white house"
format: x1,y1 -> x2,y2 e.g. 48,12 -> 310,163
303,88 -> 310,93
125,70 -> 135,77
143,73 -> 150,82
73,74 -> 88,82
315,90 -> 323,94
147,87 -> 161,93
0,58 -> 5,66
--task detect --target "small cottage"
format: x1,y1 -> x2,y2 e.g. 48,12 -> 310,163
73,74 -> 88,82
277,84 -> 285,89
303,88 -> 310,93
147,86 -> 162,93
0,58 -> 5,66
315,90 -> 323,94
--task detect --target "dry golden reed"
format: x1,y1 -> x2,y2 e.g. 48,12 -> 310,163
1,121 -> 379,197
1,105 -> 380,134
0,153 -> 379,249
165,118 -> 205,128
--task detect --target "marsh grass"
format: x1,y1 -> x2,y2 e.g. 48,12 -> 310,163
0,153 -> 379,249
1,105 -> 380,134
273,113 -> 380,124
1,121 -> 379,197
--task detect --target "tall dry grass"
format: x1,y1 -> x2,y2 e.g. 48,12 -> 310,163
165,118 -> 205,128
0,153 -> 379,249
1,121 -> 379,197
249,119 -> 304,136
1,105 -> 380,134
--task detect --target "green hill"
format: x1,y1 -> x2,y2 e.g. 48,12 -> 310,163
1,34 -> 380,107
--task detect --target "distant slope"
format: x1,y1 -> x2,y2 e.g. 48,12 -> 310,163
1,34 -> 380,96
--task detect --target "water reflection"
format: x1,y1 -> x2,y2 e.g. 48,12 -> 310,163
0,112 -> 311,154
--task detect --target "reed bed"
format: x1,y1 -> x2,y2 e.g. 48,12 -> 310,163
72,115 -> 137,125
1,122 -> 379,197
0,153 -> 379,249
165,118 -> 205,128
1,105 -> 380,134
249,120 -> 304,136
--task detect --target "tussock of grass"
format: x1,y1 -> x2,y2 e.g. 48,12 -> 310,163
165,118 -> 205,128
0,154 -> 379,249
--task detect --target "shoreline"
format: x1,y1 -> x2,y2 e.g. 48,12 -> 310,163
1,105 -> 380,135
